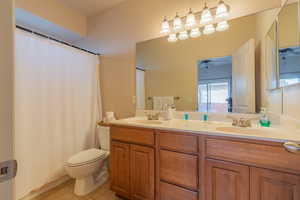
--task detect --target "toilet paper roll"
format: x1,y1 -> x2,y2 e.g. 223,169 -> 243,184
105,112 -> 115,122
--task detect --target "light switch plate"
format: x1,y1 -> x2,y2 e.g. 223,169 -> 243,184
132,96 -> 136,104
0,160 -> 17,183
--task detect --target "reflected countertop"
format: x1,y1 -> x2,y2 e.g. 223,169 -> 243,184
109,117 -> 300,143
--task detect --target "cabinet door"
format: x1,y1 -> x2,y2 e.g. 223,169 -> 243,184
251,167 -> 300,200
111,141 -> 130,198
130,144 -> 155,200
205,159 -> 250,200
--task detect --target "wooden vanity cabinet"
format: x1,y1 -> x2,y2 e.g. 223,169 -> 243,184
111,141 -> 131,198
251,167 -> 300,200
205,159 -> 250,200
158,131 -> 200,200
110,126 -> 155,200
110,125 -> 300,200
130,144 -> 155,200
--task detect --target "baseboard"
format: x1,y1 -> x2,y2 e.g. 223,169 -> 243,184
20,176 -> 71,200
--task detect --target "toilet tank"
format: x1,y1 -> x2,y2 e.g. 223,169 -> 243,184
97,126 -> 110,151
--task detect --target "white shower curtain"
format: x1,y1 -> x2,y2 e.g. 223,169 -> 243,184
14,29 -> 102,199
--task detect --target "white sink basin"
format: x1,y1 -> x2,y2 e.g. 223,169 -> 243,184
216,126 -> 272,135
130,120 -> 164,125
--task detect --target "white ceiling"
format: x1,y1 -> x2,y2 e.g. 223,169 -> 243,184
60,0 -> 127,16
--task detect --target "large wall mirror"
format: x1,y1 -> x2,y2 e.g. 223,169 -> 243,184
135,0 -> 299,113
278,0 -> 300,87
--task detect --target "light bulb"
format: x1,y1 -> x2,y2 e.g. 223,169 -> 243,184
216,0 -> 230,19
173,13 -> 183,32
203,24 -> 215,35
160,17 -> 170,34
168,33 -> 178,42
200,3 -> 213,25
190,28 -> 201,38
178,31 -> 189,40
185,8 -> 197,29
216,21 -> 229,32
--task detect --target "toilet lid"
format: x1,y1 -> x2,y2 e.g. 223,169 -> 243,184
67,148 -> 107,167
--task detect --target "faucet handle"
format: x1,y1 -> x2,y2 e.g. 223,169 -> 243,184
238,118 -> 251,127
226,115 -> 239,126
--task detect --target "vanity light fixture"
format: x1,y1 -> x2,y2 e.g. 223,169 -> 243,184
167,33 -> 178,42
203,24 -> 215,35
216,0 -> 230,20
162,0 -> 230,42
160,17 -> 170,34
190,28 -> 201,38
178,31 -> 189,40
216,21 -> 229,31
185,8 -> 197,29
173,13 -> 183,32
200,2 -> 213,25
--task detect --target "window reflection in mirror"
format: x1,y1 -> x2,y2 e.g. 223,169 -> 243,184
197,56 -> 232,113
278,1 -> 300,87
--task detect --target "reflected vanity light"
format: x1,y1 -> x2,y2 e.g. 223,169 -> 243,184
173,13 -> 183,32
216,0 -> 230,20
200,3 -> 213,25
203,24 -> 215,35
167,33 -> 178,42
178,31 -> 189,40
216,21 -> 229,32
160,17 -> 170,34
185,8 -> 197,29
190,28 -> 201,38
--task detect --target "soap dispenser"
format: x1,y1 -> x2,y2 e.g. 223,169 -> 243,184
259,107 -> 271,127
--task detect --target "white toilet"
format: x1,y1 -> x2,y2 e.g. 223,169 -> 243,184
65,126 -> 110,196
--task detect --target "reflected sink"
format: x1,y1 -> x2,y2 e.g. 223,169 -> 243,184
216,126 -> 269,135
131,120 -> 163,125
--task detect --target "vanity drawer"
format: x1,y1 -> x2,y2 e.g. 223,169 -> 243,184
160,181 -> 198,200
160,150 -> 198,190
159,131 -> 198,153
110,126 -> 155,146
206,138 -> 300,173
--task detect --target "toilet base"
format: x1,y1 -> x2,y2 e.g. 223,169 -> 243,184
74,170 -> 109,196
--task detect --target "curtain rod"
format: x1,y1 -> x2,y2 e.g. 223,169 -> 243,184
16,25 -> 100,56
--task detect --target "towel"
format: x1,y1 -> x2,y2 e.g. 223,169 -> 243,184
153,96 -> 174,110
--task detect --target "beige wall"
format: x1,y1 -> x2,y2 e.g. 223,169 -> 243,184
278,3 -> 299,48
136,15 -> 257,111
0,0 -> 15,199
99,55 -> 136,119
16,0 -> 87,36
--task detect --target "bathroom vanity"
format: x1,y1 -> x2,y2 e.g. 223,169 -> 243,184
109,119 -> 300,200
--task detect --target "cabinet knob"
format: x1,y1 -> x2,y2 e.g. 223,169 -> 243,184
283,142 -> 300,154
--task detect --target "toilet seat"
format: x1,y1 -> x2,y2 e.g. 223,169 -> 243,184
67,148 -> 107,167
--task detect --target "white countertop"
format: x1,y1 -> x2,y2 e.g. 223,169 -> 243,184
110,117 -> 300,143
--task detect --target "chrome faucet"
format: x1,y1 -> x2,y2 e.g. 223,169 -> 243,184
145,111 -> 160,120
227,116 -> 255,127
